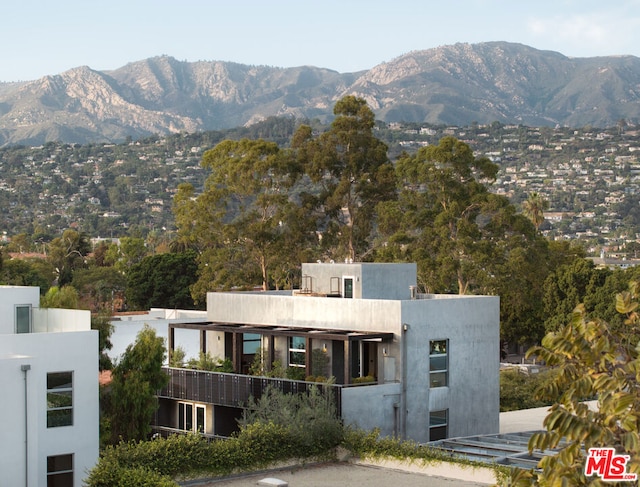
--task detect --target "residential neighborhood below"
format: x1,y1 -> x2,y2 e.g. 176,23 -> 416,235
2,119 -> 640,260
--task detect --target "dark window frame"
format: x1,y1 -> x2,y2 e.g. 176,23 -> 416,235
429,339 -> 448,388
47,371 -> 73,428
47,453 -> 73,487
429,409 -> 448,441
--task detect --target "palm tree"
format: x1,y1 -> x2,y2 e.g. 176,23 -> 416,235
522,192 -> 549,231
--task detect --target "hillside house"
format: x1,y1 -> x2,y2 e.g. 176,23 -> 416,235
0,286 -> 99,487
154,263 -> 500,443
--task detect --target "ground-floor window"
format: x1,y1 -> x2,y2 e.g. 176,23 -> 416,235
178,402 -> 206,433
429,409 -> 448,441
47,453 -> 73,487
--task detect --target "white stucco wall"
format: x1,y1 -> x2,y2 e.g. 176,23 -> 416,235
0,286 -> 39,334
33,308 -> 91,333
0,331 -> 99,487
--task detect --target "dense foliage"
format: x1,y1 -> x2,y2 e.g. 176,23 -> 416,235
126,251 -> 199,309
106,325 -> 168,444
509,282 -> 640,485
499,368 -> 560,412
88,386 -> 343,486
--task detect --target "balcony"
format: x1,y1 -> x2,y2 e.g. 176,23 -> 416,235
158,367 -> 343,412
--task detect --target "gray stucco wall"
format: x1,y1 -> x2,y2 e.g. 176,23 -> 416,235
206,290 -> 500,443
341,382 -> 402,437
400,296 -> 500,443
301,263 -> 417,300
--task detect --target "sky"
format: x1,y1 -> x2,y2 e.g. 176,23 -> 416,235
2,0 -> 640,82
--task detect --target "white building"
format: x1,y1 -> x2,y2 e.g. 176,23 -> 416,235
0,286 -> 99,487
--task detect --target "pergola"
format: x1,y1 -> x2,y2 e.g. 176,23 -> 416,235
168,321 -> 394,384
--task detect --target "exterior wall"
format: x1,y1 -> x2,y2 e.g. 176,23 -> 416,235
341,382 -> 402,437
206,290 -> 500,443
400,296 -> 500,443
207,292 -> 403,333
33,308 -> 91,333
207,292 -> 404,380
0,286 -> 39,334
300,262 -> 417,300
0,331 -> 99,487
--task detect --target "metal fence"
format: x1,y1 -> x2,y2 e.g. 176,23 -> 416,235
158,367 -> 342,411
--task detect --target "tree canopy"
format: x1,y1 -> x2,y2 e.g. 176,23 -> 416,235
292,96 -> 396,261
108,325 -> 168,443
511,281 -> 640,485
126,251 -> 199,310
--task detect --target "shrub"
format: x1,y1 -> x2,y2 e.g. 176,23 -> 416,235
499,367 -> 560,412
88,385 -> 344,485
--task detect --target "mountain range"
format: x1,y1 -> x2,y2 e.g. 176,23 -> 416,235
2,41 -> 640,147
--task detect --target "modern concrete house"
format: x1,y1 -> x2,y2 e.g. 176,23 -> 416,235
0,286 -> 99,487
155,263 -> 500,443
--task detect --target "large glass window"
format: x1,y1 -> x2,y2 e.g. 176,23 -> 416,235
47,453 -> 73,487
16,304 -> 31,333
429,409 -> 448,441
288,336 -> 306,368
47,372 -> 73,427
429,340 -> 448,388
242,333 -> 261,354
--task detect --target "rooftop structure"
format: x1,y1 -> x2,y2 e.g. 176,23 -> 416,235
155,263 -> 500,444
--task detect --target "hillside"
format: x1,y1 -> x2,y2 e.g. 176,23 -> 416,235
1,42 -> 640,146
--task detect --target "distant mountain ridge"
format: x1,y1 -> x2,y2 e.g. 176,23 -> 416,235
2,41 -> 640,146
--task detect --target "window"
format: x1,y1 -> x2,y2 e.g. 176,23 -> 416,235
242,333 -> 261,354
196,405 -> 205,433
429,340 -> 448,388
178,402 -> 206,433
288,336 -> 306,367
16,304 -> 31,333
47,454 -> 73,487
47,372 -> 73,427
429,409 -> 448,441
343,277 -> 354,298
178,402 -> 193,431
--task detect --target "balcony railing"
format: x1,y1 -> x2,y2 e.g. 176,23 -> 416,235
158,367 -> 342,412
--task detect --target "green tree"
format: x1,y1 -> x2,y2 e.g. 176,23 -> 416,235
105,237 -> 148,273
40,285 -> 80,309
176,138 -> 313,298
0,256 -> 55,291
522,192 -> 549,231
126,251 -> 199,310
92,309 -> 114,371
72,266 -> 127,311
108,325 -> 168,443
378,136 -> 512,294
512,282 -> 640,485
543,258 -> 611,333
292,96 -> 396,261
47,229 -> 91,286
